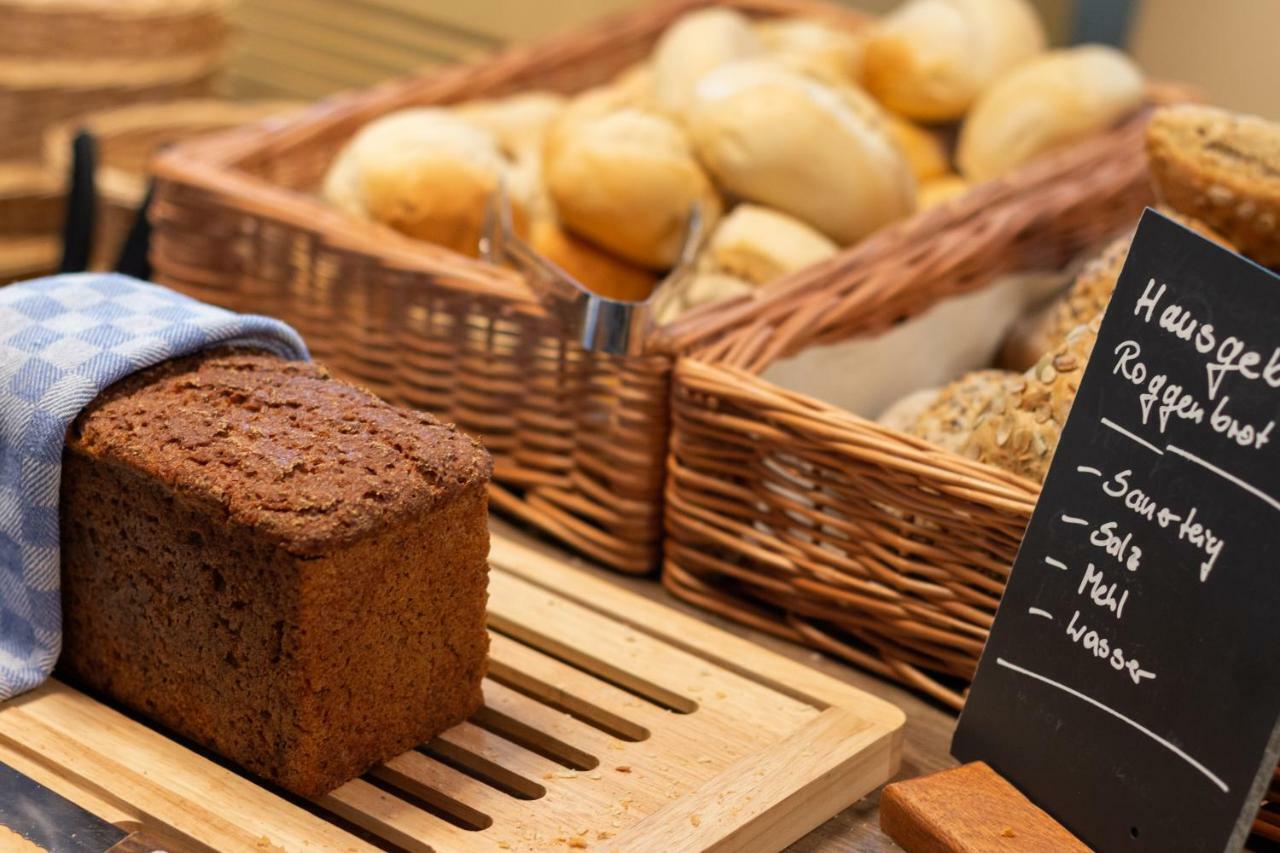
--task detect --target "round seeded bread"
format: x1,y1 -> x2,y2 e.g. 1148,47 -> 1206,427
1147,104 -> 1280,268
963,319 -> 1099,483
901,369 -> 1018,453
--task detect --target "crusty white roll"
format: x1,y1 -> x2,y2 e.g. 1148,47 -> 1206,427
957,45 -> 1144,181
543,82 -> 649,167
917,174 -> 970,209
455,91 -> 566,158
529,218 -> 657,302
862,0 -> 1046,121
686,59 -> 914,245
754,16 -> 864,86
705,204 -> 837,284
651,7 -> 761,117
321,107 -> 521,256
544,107 -> 721,269
883,113 -> 950,182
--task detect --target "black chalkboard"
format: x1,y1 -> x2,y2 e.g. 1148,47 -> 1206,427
953,209 -> 1280,853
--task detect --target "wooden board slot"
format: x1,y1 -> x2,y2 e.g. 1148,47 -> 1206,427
0,531 -> 905,851
470,703 -> 600,772
422,739 -> 547,801
486,660 -> 652,743
490,619 -> 700,714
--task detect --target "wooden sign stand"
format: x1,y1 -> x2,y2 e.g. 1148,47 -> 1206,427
879,762 -> 1088,853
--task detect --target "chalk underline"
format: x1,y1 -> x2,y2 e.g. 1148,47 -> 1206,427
1097,415 -> 1278,514
995,657 -> 1229,794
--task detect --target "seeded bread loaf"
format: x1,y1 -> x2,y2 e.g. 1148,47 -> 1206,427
963,320 -> 1099,482
58,349 -> 492,797
900,369 -> 1017,453
1147,104 -> 1280,268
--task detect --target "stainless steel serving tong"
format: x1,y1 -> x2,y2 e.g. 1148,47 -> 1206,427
479,183 -> 704,356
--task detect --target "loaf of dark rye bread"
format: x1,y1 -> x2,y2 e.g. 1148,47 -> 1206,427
58,349 -> 492,797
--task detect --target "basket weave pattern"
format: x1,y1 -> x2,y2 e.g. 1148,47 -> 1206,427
663,100 -> 1171,706
148,0 -> 873,574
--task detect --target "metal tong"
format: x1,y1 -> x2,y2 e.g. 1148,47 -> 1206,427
479,183 -> 704,356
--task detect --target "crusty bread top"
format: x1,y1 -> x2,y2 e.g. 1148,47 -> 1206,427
1148,105 -> 1280,192
67,349 -> 491,557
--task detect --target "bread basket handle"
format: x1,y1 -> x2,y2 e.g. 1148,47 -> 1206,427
479,183 -> 703,356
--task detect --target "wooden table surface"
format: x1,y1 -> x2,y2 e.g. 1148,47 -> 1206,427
493,519 -> 958,853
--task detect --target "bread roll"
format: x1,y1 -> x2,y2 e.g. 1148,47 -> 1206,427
705,204 -> 837,284
963,320 -> 1098,482
1147,104 -> 1280,268
544,83 -> 649,167
902,369 -> 1017,453
530,218 -> 657,302
957,45 -> 1144,181
878,387 -> 943,433
652,8 -> 761,117
545,107 -> 720,269
884,113 -> 949,182
687,60 -> 915,244
755,16 -> 864,86
455,91 -> 565,158
321,108 -> 521,255
863,0 -> 1046,121
654,271 -> 756,325
917,174 -> 970,209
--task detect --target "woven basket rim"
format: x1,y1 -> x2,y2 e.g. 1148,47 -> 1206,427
675,356 -> 1044,503
0,0 -> 228,13
0,49 -> 224,89
0,161 -> 59,198
42,99 -> 305,207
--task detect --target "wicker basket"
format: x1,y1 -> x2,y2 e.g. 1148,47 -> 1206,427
147,0 -> 872,575
42,100 -> 300,270
660,89 -> 1192,707
0,0 -> 229,59
0,54 -> 227,162
0,161 -> 62,237
0,235 -> 60,285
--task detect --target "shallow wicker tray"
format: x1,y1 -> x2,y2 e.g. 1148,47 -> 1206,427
150,0 -> 1174,577
42,99 -> 300,270
0,52 -> 226,162
0,0 -> 230,60
658,84 -> 1192,705
0,160 -> 62,237
148,0 -> 870,576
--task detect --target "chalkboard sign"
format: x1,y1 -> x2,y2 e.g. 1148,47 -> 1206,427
953,209 -> 1280,852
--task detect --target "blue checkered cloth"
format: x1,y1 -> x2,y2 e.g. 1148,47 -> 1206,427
0,273 -> 308,701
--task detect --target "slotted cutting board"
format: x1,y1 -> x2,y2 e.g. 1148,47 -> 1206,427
0,532 -> 904,852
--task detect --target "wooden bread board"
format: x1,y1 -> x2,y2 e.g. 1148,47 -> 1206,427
0,531 -> 904,852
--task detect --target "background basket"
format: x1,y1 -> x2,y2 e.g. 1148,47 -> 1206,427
0,54 -> 227,162
42,100 -> 299,270
0,162 -> 62,284
147,0 -> 870,575
0,0 -> 230,60
660,93 -> 1181,708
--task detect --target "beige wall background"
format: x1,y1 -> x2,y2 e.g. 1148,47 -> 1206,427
1130,0 -> 1278,117
226,0 -> 1277,119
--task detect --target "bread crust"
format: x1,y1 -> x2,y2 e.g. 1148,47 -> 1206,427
1147,104 -> 1280,268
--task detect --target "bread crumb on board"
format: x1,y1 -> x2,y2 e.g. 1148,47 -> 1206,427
691,814 -> 702,827
568,836 -> 589,849
1001,826 -> 1017,838
615,765 -> 632,773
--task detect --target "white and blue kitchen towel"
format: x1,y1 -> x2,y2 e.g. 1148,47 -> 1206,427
0,273 -> 308,701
